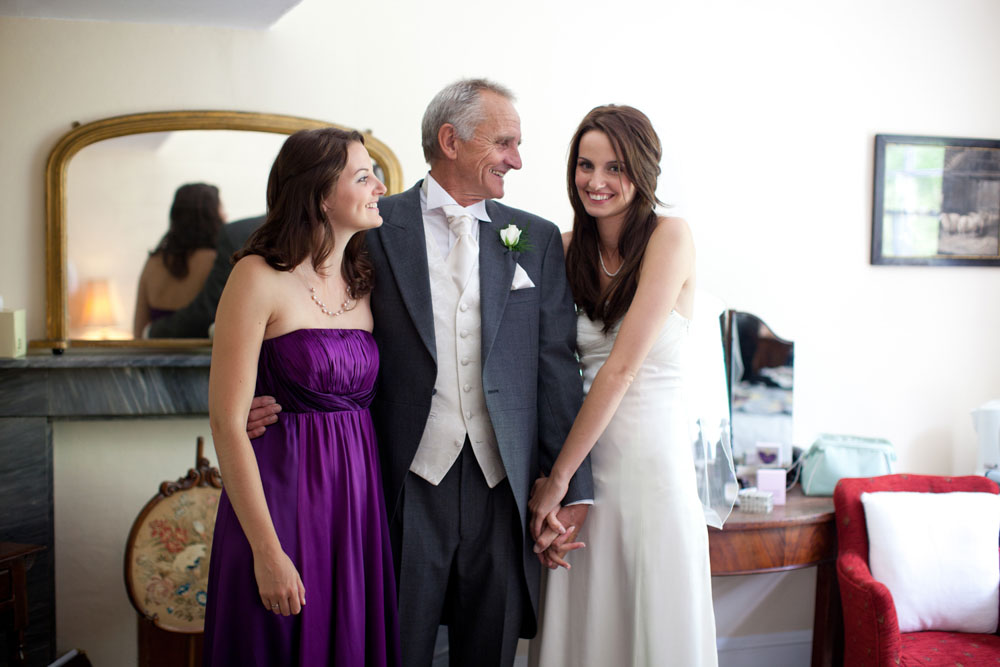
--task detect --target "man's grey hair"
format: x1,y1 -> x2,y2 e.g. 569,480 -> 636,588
421,78 -> 516,164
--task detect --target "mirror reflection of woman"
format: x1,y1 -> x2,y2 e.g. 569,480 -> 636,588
203,128 -> 400,666
133,182 -> 225,337
528,106 -> 718,666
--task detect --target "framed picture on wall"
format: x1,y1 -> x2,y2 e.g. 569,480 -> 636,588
871,134 -> 1000,266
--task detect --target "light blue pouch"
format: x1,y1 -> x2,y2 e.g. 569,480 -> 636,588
800,434 -> 896,496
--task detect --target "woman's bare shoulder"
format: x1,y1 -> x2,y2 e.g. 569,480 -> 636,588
561,230 -> 573,255
655,215 -> 690,233
228,254 -> 280,289
651,215 -> 693,248
136,254 -> 156,280
190,247 -> 218,263
138,253 -> 170,285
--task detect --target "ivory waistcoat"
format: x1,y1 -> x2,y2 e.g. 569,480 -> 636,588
408,227 -> 506,487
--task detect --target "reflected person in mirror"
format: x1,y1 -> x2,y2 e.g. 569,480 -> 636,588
143,210 -> 265,339
134,182 -> 226,337
527,106 -> 718,666
203,128 -> 400,665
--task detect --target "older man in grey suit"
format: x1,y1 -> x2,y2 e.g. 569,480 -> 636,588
250,79 -> 590,666
368,79 -> 591,667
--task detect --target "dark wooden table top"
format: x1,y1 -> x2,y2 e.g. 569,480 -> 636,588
0,543 -> 45,563
712,488 -> 835,532
708,487 -> 837,575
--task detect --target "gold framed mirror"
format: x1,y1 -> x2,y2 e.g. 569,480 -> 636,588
36,110 -> 403,351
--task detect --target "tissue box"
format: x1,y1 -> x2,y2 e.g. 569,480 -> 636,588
0,309 -> 26,358
756,468 -> 787,505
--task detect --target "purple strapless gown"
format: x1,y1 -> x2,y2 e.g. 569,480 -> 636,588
204,328 -> 400,666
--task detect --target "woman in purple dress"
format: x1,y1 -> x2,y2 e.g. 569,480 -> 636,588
204,127 -> 400,666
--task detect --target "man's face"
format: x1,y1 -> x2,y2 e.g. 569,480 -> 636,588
451,91 -> 522,202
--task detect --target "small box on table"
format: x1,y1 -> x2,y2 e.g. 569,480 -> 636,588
756,468 -> 787,505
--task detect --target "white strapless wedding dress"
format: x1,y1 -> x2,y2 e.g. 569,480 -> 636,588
529,310 -> 718,667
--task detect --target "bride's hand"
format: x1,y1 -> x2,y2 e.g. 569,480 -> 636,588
529,475 -> 569,540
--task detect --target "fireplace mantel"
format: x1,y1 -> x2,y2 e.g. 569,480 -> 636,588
0,351 -> 211,665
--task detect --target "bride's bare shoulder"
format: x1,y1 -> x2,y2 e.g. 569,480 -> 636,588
655,215 -> 690,232
652,216 -> 694,249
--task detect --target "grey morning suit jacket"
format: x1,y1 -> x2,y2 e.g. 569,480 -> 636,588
366,181 -> 593,634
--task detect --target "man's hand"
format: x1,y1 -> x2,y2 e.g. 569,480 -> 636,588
247,395 -> 281,438
535,504 -> 589,570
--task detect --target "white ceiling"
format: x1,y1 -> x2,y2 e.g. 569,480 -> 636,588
0,0 -> 302,29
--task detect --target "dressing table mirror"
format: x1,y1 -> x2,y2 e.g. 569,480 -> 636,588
722,310 -> 794,465
35,110 -> 403,352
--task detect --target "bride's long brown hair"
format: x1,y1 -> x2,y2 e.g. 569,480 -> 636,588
565,105 -> 664,333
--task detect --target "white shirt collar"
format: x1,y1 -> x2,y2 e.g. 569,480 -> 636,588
422,173 -> 492,222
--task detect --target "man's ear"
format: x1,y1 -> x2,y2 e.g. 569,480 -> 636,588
438,123 -> 459,160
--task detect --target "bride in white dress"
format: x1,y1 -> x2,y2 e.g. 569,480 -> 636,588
528,105 -> 717,666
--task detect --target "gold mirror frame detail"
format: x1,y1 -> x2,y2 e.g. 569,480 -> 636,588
38,110 -> 403,351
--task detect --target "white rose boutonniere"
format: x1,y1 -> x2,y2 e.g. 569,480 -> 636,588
499,223 -> 531,253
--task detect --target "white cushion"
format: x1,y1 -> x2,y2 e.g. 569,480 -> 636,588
861,490 -> 1000,634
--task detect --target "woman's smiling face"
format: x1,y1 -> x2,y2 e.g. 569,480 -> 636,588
574,130 -> 635,223
322,141 -> 386,232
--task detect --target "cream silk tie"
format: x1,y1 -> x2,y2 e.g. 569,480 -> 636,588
444,206 -> 478,290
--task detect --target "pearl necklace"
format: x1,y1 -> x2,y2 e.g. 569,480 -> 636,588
309,286 -> 354,317
598,245 -> 622,278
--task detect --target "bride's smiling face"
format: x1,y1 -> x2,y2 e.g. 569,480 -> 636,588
574,130 -> 635,223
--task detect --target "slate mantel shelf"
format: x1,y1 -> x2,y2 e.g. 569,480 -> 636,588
0,350 -> 212,419
0,350 -> 212,665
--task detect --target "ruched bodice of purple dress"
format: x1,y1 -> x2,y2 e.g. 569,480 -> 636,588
204,329 -> 400,667
255,327 -> 377,413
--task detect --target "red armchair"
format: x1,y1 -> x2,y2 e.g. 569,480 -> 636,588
834,474 -> 1000,667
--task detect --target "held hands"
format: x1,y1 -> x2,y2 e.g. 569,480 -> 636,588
529,475 -> 588,570
253,546 -> 306,616
529,474 -> 570,541
535,504 -> 588,570
247,395 -> 281,439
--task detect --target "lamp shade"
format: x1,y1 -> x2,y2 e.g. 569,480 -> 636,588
78,279 -> 118,328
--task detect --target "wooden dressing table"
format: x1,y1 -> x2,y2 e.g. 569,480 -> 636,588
708,488 -> 842,667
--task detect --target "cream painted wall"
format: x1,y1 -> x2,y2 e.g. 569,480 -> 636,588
3,0 -> 1000,663
53,419 -> 212,666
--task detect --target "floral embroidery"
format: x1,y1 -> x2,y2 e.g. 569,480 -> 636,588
130,486 -> 219,628
145,574 -> 175,606
149,518 -> 191,554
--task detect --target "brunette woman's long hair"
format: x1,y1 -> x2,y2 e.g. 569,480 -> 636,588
565,105 -> 664,333
153,182 -> 224,279
236,127 -> 373,299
